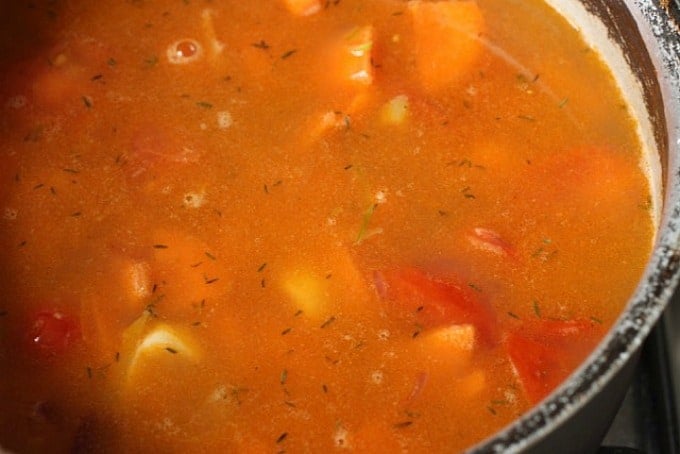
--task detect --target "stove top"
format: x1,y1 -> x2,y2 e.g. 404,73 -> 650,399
599,291 -> 680,453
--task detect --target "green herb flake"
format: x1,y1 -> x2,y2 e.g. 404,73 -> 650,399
166,347 -> 178,354
280,369 -> 288,385
558,98 -> 569,108
82,96 -> 93,108
108,58 -> 117,67
196,101 -> 213,109
281,327 -> 292,335
533,300 -> 542,318
590,316 -> 603,324
205,251 -> 216,261
276,432 -> 288,443
258,262 -> 268,272
355,203 -> 378,244
487,406 -> 497,415
508,311 -> 520,320
153,244 -> 169,249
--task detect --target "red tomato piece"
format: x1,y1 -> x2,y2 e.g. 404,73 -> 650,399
506,318 -> 603,403
374,267 -> 497,345
28,310 -> 81,354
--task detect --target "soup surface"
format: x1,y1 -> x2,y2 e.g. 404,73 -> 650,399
0,0 -> 654,452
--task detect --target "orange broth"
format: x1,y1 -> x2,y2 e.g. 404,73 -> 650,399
0,0 -> 654,452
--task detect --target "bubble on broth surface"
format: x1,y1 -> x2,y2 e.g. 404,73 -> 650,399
167,39 -> 203,64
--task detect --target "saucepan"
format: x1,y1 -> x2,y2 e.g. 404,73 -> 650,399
473,1 -> 680,452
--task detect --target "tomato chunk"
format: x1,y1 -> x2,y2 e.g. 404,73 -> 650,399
374,267 -> 497,345
506,318 -> 603,403
28,310 -> 80,354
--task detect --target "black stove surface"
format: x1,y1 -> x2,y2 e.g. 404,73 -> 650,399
599,292 -> 680,454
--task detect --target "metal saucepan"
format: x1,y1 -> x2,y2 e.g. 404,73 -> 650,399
472,1 -> 680,452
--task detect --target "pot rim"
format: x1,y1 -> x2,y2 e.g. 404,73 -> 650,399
470,1 -> 680,452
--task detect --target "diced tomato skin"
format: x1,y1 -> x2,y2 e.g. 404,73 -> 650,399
467,227 -> 516,258
506,318 -> 603,403
374,267 -> 497,345
27,310 -> 81,354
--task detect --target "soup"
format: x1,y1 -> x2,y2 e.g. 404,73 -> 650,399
0,0 -> 654,452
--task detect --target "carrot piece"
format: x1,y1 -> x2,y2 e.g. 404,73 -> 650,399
407,0 -> 484,92
283,0 -> 322,16
325,26 -> 375,88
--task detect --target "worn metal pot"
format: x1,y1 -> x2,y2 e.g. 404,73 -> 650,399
471,1 -> 680,452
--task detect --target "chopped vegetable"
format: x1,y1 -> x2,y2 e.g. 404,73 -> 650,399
379,94 -> 410,125
374,267 -> 497,345
328,25 -> 375,87
281,270 -> 327,319
467,227 -> 516,257
506,318 -> 603,403
125,322 -> 202,380
282,0 -> 322,16
408,0 -> 484,92
27,310 -> 80,354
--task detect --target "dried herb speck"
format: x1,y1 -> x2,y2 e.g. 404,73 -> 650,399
320,316 -> 336,329
281,49 -> 297,59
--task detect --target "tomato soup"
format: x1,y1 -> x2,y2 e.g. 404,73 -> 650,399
0,0 -> 654,452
